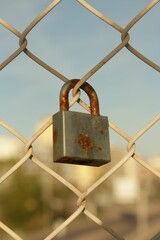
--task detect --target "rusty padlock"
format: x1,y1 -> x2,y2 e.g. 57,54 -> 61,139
53,79 -> 111,167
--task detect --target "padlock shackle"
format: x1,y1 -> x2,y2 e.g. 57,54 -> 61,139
60,79 -> 100,116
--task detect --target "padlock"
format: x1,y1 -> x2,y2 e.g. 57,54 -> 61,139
53,79 -> 111,167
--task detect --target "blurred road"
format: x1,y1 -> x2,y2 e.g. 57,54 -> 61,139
25,201 -> 160,240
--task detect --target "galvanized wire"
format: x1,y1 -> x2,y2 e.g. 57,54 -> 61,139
1,0 -> 160,239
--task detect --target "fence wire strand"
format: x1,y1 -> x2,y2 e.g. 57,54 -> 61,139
1,0 -> 160,239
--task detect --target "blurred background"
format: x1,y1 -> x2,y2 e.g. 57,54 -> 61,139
1,0 -> 160,239
0,123 -> 160,239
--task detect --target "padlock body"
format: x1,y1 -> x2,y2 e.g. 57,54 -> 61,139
53,111 -> 111,167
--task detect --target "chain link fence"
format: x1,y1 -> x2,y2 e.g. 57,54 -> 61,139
0,0 -> 160,239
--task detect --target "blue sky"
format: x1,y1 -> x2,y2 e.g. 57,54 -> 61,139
1,0 -> 160,157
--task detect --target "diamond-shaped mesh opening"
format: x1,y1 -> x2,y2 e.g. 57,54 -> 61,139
26,1 -> 120,77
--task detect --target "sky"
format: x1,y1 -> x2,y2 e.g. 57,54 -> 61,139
1,0 -> 160,158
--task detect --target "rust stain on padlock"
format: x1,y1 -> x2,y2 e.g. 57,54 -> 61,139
60,96 -> 69,112
100,129 -> 105,134
76,133 -> 103,152
96,145 -> 102,151
77,133 -> 93,152
84,84 -> 100,116
53,128 -> 58,143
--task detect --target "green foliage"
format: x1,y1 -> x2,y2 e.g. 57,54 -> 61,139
0,160 -> 43,230
0,159 -> 74,232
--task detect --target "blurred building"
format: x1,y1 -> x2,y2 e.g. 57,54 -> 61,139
112,159 -> 139,204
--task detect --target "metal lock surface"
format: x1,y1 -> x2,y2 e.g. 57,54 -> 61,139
53,79 -> 111,167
